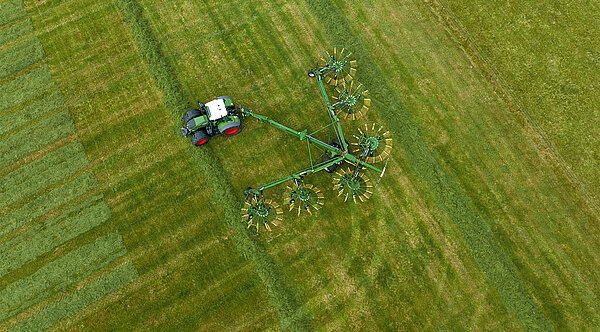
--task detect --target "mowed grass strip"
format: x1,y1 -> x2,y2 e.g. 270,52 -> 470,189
0,90 -> 64,136
0,172 -> 98,237
0,18 -> 32,46
0,65 -> 54,112
306,0 -> 551,329
0,195 -> 110,279
114,1 -> 313,330
0,142 -> 88,209
0,0 -> 24,26
0,37 -> 44,79
0,231 -> 126,321
8,262 -> 138,332
0,109 -> 75,169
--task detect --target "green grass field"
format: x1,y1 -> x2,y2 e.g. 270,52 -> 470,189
1,0 -> 599,330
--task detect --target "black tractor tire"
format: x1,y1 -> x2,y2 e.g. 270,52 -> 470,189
322,156 -> 340,173
190,129 -> 210,146
183,109 -> 202,123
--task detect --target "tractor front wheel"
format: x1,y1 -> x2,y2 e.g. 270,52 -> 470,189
191,130 -> 210,146
183,109 -> 202,123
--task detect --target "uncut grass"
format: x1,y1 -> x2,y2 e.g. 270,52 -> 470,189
0,90 -> 64,136
0,65 -> 53,112
0,37 -> 43,79
334,0 -> 600,327
441,1 -> 600,205
0,109 -> 74,169
10,262 -> 138,332
23,0 -> 279,329
0,0 -> 24,26
0,231 -> 126,321
0,171 -> 97,237
0,17 -> 32,46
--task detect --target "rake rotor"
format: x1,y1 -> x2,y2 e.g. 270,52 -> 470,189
314,46 -> 357,86
241,192 -> 283,232
332,167 -> 373,203
332,80 -> 370,120
283,178 -> 324,216
350,122 -> 393,163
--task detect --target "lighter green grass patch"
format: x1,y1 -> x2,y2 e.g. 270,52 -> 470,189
0,142 -> 88,209
0,195 -> 111,278
0,0 -> 24,26
0,37 -> 44,79
0,231 -> 127,320
9,262 -> 138,332
0,17 -> 32,46
0,109 -> 75,169
0,172 -> 98,237
0,90 -> 65,136
0,65 -> 54,112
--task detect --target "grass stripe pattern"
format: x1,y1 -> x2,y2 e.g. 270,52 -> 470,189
0,65 -> 54,112
0,0 -> 25,26
9,262 -> 138,332
0,109 -> 75,168
0,90 -> 65,136
305,0 -> 552,329
114,0 -> 313,330
0,231 -> 127,320
0,172 -> 98,237
0,37 -> 44,79
0,18 -> 32,46
0,142 -> 89,209
0,195 -> 111,279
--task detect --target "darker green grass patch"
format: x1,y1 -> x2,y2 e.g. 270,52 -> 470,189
0,37 -> 44,79
0,90 -> 65,136
0,0 -> 25,26
0,65 -> 54,112
0,17 -> 32,46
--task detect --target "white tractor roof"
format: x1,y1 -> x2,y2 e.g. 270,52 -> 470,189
206,99 -> 228,121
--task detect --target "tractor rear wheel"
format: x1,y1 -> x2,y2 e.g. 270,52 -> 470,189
218,116 -> 242,136
183,109 -> 202,123
191,129 -> 210,146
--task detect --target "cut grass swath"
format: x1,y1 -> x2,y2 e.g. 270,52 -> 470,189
114,1 -> 313,330
0,18 -> 32,46
0,65 -> 54,112
0,90 -> 65,136
0,142 -> 89,210
0,109 -> 75,169
0,37 -> 44,80
0,231 -> 127,321
0,195 -> 110,279
0,0 -> 25,26
305,0 -> 551,329
0,172 -> 98,237
8,262 -> 138,332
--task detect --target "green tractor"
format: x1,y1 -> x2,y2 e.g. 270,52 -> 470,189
181,96 -> 242,146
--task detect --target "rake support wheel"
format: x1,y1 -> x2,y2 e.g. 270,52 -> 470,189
241,197 -> 283,232
350,122 -> 393,163
332,168 -> 373,203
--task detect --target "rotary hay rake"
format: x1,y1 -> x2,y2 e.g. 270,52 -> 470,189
184,46 -> 392,232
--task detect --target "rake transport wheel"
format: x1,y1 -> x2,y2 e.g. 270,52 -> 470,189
332,168 -> 373,203
316,46 -> 357,86
241,198 -> 283,232
350,122 -> 393,163
283,183 -> 324,216
332,80 -> 370,120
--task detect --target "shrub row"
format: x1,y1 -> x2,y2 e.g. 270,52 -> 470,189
113,0 -> 313,330
0,109 -> 75,169
305,0 -> 551,329
0,195 -> 110,279
11,262 -> 138,332
0,65 -> 54,112
0,142 -> 89,210
0,37 -> 44,80
0,17 -> 32,46
0,90 -> 65,136
0,231 -> 126,321
0,172 -> 98,237
0,0 -> 25,26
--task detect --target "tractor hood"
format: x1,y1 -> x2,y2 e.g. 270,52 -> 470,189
205,99 -> 228,120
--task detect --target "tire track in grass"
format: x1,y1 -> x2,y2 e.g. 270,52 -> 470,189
113,1 -> 313,330
305,0 -> 552,330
